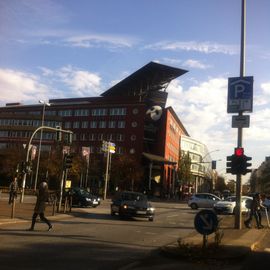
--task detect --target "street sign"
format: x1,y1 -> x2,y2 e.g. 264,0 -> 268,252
227,76 -> 253,113
232,115 -> 250,128
194,209 -> 218,235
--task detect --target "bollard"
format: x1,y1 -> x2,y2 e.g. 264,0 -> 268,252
11,198 -> 16,219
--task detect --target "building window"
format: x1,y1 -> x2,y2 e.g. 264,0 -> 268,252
90,121 -> 97,128
107,133 -> 115,141
58,110 -> 72,116
118,121 -> 125,128
116,133 -> 124,141
74,109 -> 89,116
81,121 -> 88,128
97,134 -> 104,141
108,121 -> 116,128
110,107 -> 126,116
131,121 -> 137,127
73,122 -> 80,128
92,108 -> 107,116
45,111 -> 56,116
80,133 -> 87,141
89,133 -> 96,141
99,121 -> 106,128
64,122 -> 71,129
130,135 -> 136,141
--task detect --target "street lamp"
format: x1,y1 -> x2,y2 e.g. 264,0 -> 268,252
195,149 -> 220,193
34,100 -> 51,190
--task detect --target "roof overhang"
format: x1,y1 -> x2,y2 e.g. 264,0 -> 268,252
143,152 -> 177,165
101,61 -> 188,97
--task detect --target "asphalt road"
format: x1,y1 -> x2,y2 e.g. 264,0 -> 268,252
0,200 -> 197,270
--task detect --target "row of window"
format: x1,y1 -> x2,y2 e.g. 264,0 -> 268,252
0,119 -> 61,127
48,107 -> 127,117
64,120 -> 127,129
0,130 -> 128,143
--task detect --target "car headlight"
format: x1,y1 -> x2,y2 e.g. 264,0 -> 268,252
86,198 -> 92,201
147,207 -> 155,212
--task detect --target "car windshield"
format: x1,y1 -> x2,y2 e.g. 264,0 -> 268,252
224,196 -> 236,202
122,193 -> 146,201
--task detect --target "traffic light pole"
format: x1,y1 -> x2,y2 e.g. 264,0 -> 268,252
20,126 -> 73,203
235,0 -> 246,229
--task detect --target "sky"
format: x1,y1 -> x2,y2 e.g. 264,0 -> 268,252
0,0 -> 270,182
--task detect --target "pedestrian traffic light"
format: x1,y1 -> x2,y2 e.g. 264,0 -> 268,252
64,154 -> 73,169
56,126 -> 62,142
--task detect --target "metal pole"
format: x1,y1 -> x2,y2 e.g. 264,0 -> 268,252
103,146 -> 110,200
235,0 -> 246,229
34,101 -> 49,191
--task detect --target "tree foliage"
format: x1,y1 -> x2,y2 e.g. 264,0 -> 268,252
177,151 -> 192,185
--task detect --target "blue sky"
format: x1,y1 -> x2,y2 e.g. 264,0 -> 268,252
1,0 -> 270,181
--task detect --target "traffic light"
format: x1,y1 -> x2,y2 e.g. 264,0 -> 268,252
67,133 -> 73,145
242,155 -> 252,175
64,154 -> 73,169
226,148 -> 252,175
56,126 -> 62,142
226,155 -> 236,174
211,160 -> 216,170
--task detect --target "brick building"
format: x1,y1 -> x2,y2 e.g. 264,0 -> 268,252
0,62 -> 189,196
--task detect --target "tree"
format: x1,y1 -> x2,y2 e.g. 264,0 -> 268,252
177,151 -> 192,186
110,154 -> 144,192
215,175 -> 227,192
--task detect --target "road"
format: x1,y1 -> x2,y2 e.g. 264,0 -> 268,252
0,200 -> 196,270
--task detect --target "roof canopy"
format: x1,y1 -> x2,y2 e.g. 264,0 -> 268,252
101,62 -> 188,97
143,152 -> 177,165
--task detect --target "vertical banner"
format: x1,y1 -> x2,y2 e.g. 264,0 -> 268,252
30,145 -> 37,161
63,146 -> 70,155
82,146 -> 90,162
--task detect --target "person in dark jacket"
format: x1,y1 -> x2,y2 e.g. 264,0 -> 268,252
8,177 -> 18,204
28,181 -> 52,231
244,193 -> 265,229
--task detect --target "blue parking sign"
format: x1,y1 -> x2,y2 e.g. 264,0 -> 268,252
227,76 -> 253,113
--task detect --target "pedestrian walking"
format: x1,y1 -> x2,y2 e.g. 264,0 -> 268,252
244,193 -> 266,229
28,180 -> 52,231
8,177 -> 18,204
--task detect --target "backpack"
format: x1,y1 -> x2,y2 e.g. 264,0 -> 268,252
245,198 -> 253,209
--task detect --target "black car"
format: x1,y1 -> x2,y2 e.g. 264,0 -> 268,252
66,187 -> 101,208
111,191 -> 155,221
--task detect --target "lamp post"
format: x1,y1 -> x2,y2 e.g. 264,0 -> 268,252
195,149 -> 220,193
34,100 -> 50,190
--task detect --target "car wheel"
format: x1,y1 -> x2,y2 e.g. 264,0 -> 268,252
190,203 -> 198,210
148,216 -> 154,222
233,207 -> 236,214
111,207 -> 115,216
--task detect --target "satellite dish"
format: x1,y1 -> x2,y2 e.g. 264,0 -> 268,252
146,105 -> 162,121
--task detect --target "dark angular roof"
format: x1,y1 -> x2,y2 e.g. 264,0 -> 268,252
101,61 -> 188,97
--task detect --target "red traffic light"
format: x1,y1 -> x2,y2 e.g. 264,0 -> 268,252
234,147 -> 244,156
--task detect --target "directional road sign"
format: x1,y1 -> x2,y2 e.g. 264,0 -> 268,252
227,76 -> 253,113
194,209 -> 218,235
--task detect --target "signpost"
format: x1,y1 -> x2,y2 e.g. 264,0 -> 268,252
194,209 -> 218,247
227,76 -> 253,113
232,115 -> 250,128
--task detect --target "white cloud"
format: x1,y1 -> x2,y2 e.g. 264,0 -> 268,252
145,41 -> 238,55
166,77 -> 270,175
0,68 -> 50,105
261,82 -> 270,95
183,59 -> 211,70
65,34 -> 136,49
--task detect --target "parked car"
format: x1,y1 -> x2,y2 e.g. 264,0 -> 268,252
188,193 -> 221,210
111,191 -> 155,221
213,195 -> 253,214
66,187 -> 101,208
